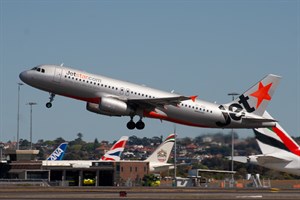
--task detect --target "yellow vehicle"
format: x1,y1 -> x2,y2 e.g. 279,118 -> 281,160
83,178 -> 95,185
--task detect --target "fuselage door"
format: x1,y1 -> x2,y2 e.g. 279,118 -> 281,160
53,67 -> 63,83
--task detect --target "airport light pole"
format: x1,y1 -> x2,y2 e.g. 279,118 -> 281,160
228,92 -> 239,185
0,143 -> 4,161
17,83 -> 24,150
27,102 -> 37,150
173,125 -> 177,187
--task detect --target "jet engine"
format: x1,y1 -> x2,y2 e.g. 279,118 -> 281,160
86,97 -> 133,116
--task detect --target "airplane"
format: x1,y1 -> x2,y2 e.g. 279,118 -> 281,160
232,112 -> 300,176
19,64 -> 281,130
46,142 -> 68,161
145,133 -> 175,173
100,136 -> 128,161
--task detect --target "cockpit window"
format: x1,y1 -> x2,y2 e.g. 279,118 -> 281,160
31,66 -> 45,73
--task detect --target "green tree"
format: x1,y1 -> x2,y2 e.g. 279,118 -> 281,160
77,132 -> 83,141
93,138 -> 99,149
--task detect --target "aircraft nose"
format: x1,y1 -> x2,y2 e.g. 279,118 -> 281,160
19,71 -> 29,83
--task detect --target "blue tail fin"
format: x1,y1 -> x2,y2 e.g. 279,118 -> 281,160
46,142 -> 68,161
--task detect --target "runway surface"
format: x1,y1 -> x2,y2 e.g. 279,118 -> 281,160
0,187 -> 300,200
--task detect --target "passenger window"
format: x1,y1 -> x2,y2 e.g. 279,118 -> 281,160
41,69 -> 45,73
37,68 -> 41,72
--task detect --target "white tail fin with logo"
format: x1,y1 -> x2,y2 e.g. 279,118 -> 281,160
254,111 -> 300,156
226,74 -> 281,116
146,134 -> 175,163
100,136 -> 128,161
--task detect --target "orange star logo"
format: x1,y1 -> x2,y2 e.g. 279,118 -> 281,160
250,82 -> 273,108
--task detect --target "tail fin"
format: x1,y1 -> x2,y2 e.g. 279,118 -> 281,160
100,136 -> 128,161
46,142 -> 68,161
226,74 -> 281,116
254,111 -> 300,156
145,134 -> 175,163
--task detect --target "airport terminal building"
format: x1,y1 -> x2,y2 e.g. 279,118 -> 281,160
0,150 -> 149,186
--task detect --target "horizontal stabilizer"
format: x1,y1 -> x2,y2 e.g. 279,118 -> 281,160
229,156 -> 248,163
242,117 -> 277,123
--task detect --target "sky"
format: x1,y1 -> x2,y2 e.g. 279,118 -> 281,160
0,0 -> 299,143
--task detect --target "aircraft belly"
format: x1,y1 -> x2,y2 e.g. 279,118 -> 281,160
261,163 -> 300,176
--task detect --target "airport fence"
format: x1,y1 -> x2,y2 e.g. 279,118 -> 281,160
0,179 -> 50,187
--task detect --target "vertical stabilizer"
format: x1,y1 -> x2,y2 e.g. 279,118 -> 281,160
254,112 -> 300,156
145,134 -> 175,163
46,142 -> 68,161
226,74 -> 281,116
100,136 -> 128,161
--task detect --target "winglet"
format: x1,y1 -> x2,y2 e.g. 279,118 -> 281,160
190,95 -> 198,102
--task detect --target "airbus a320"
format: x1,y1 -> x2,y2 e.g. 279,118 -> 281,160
19,64 -> 281,130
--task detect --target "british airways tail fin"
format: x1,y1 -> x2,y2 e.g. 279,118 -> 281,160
100,136 -> 128,161
226,74 -> 281,116
46,142 -> 68,161
254,111 -> 300,156
145,133 -> 175,163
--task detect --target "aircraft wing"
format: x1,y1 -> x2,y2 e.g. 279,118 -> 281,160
127,96 -> 191,108
256,155 -> 292,164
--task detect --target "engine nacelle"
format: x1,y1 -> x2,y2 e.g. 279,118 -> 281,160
86,97 -> 133,116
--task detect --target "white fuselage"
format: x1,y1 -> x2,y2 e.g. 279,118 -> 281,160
19,65 -> 276,129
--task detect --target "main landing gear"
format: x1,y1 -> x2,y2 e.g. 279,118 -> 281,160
127,116 -> 145,130
46,93 -> 55,108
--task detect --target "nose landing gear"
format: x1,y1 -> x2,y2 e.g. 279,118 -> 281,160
46,93 -> 55,108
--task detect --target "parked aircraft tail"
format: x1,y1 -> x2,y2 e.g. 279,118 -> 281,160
226,74 -> 281,117
46,142 -> 68,161
254,111 -> 300,156
100,136 -> 128,161
146,133 -> 175,163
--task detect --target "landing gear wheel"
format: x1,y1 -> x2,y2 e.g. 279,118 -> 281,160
127,121 -> 136,130
46,102 -> 52,108
136,120 -> 145,130
46,93 -> 56,108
